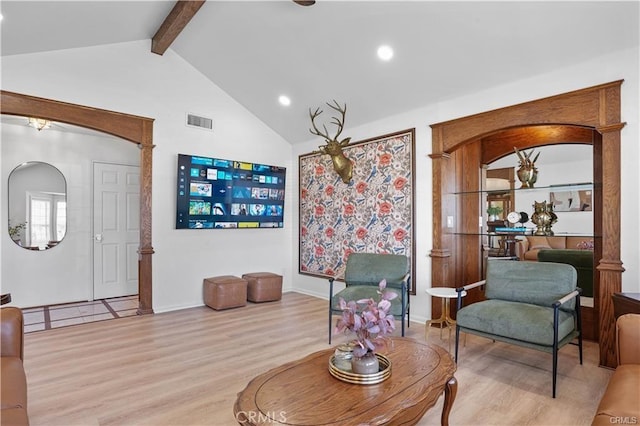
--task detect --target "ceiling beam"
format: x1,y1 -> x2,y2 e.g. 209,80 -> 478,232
151,0 -> 206,56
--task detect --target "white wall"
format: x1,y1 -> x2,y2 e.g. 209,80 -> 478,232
292,46 -> 639,325
0,41 -> 294,312
1,42 -> 637,320
1,122 -> 139,306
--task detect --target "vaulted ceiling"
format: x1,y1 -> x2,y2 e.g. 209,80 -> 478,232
1,1 -> 638,144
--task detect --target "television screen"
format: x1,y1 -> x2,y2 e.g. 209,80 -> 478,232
176,154 -> 286,229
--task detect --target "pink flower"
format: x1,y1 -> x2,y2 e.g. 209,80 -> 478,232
344,204 -> 355,215
393,177 -> 407,191
315,205 -> 325,216
379,201 -> 392,215
355,227 -> 368,239
356,181 -> 367,194
343,249 -> 354,261
315,165 -> 325,176
394,228 -> 407,241
301,188 -> 308,199
325,227 -> 335,238
315,245 -> 325,257
379,153 -> 392,166
325,185 -> 334,196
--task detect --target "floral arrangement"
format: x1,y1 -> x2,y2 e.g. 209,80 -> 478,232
576,239 -> 594,250
334,279 -> 397,358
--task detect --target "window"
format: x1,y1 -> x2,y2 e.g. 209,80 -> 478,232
27,192 -> 66,249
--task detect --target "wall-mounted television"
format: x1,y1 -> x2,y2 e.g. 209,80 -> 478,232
176,154 -> 286,229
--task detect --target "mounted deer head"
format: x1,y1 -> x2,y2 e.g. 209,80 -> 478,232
309,100 -> 353,184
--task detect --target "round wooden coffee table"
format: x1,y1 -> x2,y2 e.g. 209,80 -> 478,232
234,337 -> 457,425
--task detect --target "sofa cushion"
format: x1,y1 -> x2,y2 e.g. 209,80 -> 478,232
457,299 -> 576,346
546,236 -> 568,249
1,357 -> 27,411
592,364 -> 640,426
537,249 -> 594,298
527,236 -> 552,250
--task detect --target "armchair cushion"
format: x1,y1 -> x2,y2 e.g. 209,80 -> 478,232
485,261 -> 577,309
457,299 -> 576,347
344,253 -> 408,288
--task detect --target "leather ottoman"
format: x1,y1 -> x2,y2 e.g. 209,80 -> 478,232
242,272 -> 283,303
203,276 -> 247,310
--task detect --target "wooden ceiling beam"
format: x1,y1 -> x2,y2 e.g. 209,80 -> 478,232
151,1 -> 205,56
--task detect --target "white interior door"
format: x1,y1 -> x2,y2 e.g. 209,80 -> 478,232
93,163 -> 140,300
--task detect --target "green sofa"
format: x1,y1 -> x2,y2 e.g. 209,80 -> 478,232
537,249 -> 593,298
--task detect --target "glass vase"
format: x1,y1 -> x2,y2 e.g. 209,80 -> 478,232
351,352 -> 379,375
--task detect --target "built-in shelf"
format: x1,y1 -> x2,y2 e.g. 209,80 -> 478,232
451,182 -> 595,195
448,231 -> 600,238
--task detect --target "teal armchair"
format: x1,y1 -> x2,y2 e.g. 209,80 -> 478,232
329,253 -> 411,344
455,260 -> 582,398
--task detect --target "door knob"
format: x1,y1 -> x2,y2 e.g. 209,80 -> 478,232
95,234 -> 103,242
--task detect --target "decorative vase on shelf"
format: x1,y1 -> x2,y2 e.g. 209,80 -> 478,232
545,202 -> 558,236
531,201 -> 556,236
514,147 -> 540,188
351,352 -> 379,375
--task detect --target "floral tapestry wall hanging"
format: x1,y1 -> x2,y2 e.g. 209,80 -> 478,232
298,128 -> 415,291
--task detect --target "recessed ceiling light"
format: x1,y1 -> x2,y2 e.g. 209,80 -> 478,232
377,45 -> 394,61
278,95 -> 291,106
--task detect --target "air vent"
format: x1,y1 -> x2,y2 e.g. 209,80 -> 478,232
186,113 -> 213,131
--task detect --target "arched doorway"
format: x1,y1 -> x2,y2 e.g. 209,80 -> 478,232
1,90 -> 155,315
429,81 -> 625,368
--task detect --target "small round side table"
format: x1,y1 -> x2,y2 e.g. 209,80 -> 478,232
425,287 -> 466,352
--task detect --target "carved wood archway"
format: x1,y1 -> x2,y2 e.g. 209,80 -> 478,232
430,81 -> 625,368
1,90 -> 155,315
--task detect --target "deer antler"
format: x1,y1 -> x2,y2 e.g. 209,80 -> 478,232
309,107 -> 331,140
308,100 -> 347,142
327,100 -> 346,141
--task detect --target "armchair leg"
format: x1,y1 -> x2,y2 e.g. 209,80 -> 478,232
552,346 -> 558,398
328,307 -> 333,345
454,326 -> 460,362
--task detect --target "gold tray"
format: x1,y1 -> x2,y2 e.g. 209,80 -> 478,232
328,353 -> 391,385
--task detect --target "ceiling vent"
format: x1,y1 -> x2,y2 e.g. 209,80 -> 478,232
186,113 -> 213,131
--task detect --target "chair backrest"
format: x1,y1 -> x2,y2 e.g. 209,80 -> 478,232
345,253 -> 409,289
485,260 -> 577,309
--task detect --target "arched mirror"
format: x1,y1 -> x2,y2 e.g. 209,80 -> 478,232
8,161 -> 67,250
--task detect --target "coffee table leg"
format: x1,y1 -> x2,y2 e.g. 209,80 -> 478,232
441,376 -> 458,426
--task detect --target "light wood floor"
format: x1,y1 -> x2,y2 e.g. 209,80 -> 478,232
22,292 -> 612,425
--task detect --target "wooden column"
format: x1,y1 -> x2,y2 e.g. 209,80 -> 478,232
137,124 -> 155,315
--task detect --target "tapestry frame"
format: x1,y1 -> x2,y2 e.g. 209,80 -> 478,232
298,128 -> 416,294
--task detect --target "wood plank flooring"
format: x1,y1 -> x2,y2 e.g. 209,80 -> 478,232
22,292 -> 612,425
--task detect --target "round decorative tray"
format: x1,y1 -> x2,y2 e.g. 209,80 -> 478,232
328,353 -> 391,385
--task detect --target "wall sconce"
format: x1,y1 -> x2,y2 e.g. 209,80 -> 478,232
28,117 -> 52,131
